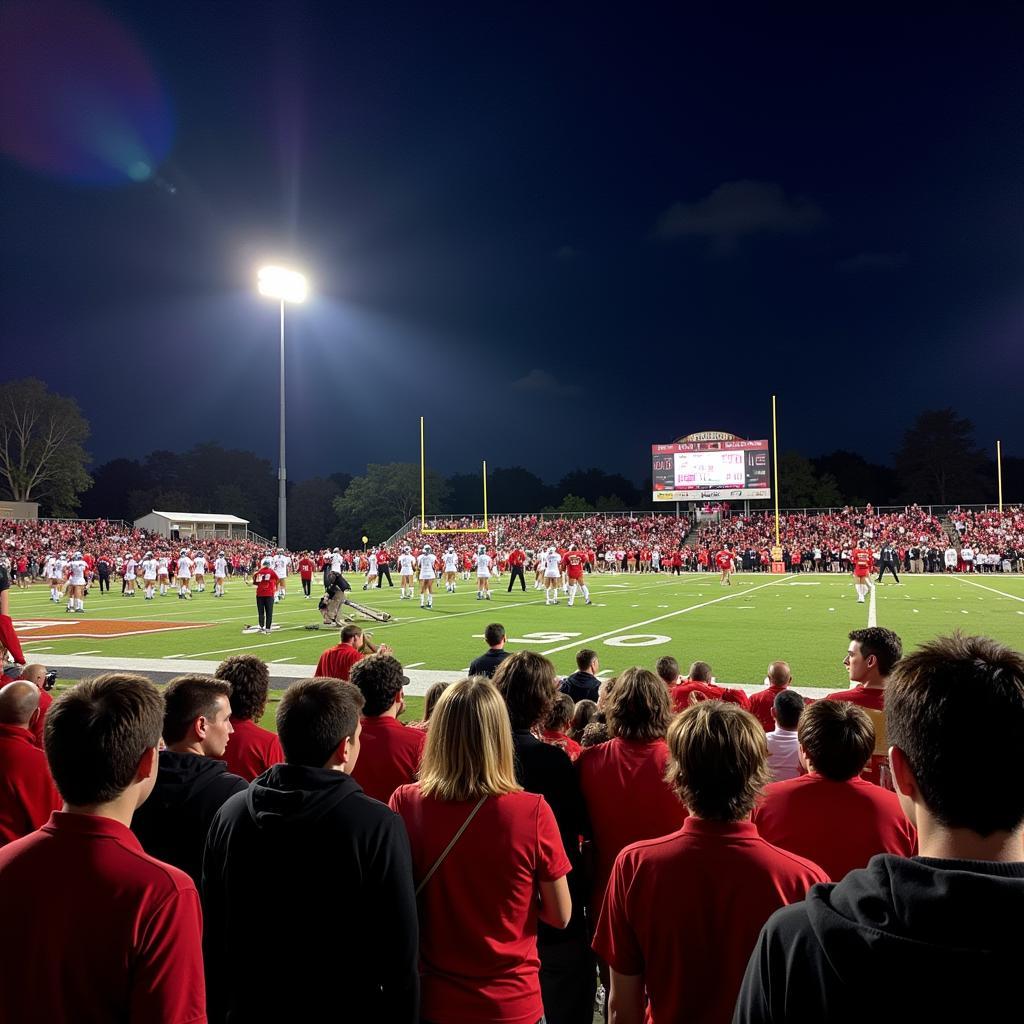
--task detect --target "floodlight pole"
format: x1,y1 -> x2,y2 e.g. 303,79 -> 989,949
278,299 -> 287,550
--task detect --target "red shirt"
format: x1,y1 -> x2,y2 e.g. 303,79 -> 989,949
716,550 -> 733,570
509,549 -> 525,566
221,717 -> 284,782
576,737 -> 687,902
0,812 -> 206,1023
851,547 -> 874,574
389,786 -> 571,1024
670,679 -> 726,713
824,685 -> 885,710
314,643 -> 364,681
565,551 -> 585,578
297,557 -> 316,580
593,818 -> 828,1024
753,772 -> 916,880
0,724 -> 62,845
0,682 -> 51,747
747,685 -> 789,732
253,567 -> 278,597
352,716 -> 427,804
540,729 -> 582,761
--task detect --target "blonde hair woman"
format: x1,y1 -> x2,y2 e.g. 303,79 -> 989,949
389,675 -> 571,1024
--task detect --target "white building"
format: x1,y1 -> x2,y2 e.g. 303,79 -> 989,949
134,510 -> 250,541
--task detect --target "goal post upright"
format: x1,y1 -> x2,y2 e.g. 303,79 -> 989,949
419,415 -> 490,535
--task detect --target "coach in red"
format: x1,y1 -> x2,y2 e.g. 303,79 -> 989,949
593,701 -> 827,1024
214,655 -> 285,780
349,653 -> 426,803
0,673 -> 206,1023
0,682 -> 61,845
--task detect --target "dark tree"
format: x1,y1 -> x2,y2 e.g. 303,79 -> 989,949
894,409 -> 986,505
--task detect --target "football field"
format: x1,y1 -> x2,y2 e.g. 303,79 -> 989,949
11,571 -> 1024,689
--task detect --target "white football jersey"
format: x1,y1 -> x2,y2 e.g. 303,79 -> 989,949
273,555 -> 289,577
544,552 -> 562,576
177,556 -> 193,578
475,552 -> 492,577
367,554 -> 378,573
417,553 -> 437,579
68,559 -> 87,584
443,552 -> 459,572
141,558 -> 158,579
214,557 -> 227,577
158,557 -> 169,575
398,554 -> 415,575
43,557 -> 56,577
124,558 -> 137,578
53,557 -> 67,577
193,556 -> 207,574
330,552 -> 342,573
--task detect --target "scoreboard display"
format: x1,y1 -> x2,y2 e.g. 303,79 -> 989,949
651,439 -> 770,501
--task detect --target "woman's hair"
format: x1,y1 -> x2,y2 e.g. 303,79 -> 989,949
569,699 -> 599,741
492,651 -> 559,730
545,692 -> 575,733
422,681 -> 450,722
605,666 -> 672,742
418,676 -> 522,802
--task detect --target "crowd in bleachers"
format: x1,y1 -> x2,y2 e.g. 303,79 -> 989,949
1,620 -> 1022,1023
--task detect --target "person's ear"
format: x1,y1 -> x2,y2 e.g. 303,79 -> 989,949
888,746 -> 917,799
797,745 -> 810,773
194,715 -> 208,742
136,746 -> 158,784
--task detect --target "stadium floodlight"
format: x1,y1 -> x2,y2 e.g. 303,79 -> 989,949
257,264 -> 309,551
257,265 -> 308,303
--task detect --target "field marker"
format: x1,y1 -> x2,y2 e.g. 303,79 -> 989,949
954,578 -> 1024,603
538,576 -> 793,657
405,661 -> 425,668
271,657 -> 295,663
68,650 -> 101,656
867,582 -> 877,627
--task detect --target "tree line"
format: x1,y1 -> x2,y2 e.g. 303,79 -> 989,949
1,378 -> 1020,548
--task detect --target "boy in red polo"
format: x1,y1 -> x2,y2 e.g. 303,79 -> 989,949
825,626 -> 902,712
214,655 -> 285,781
349,653 -> 425,803
0,672 -> 205,1023
315,623 -> 391,681
753,699 -> 915,880
593,701 -> 827,1024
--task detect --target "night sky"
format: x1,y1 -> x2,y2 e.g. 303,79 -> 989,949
2,3 -> 1022,484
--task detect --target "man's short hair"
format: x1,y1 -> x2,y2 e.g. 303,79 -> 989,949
340,623 -> 363,644
667,702 -> 770,820
655,656 -> 680,684
798,699 -> 874,781
575,648 -> 598,672
349,654 -> 406,717
277,678 -> 365,767
484,623 -> 505,647
773,689 -> 805,730
493,651 -> 558,730
688,660 -> 713,682
849,627 -> 903,676
606,667 -> 672,742
214,655 -> 270,723
44,673 -> 164,806
162,675 -> 233,745
887,632 -> 1024,835
767,661 -> 792,687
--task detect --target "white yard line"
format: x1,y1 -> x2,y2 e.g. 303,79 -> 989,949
404,661 -> 426,668
954,577 -> 1024,603
539,576 -> 793,656
68,650 -> 102,656
867,580 -> 878,627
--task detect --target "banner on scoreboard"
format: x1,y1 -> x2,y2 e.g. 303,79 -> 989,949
651,438 -> 771,502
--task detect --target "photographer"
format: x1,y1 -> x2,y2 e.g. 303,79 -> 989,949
314,624 -> 391,681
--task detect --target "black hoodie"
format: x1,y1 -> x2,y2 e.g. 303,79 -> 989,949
202,763 -> 418,1024
733,853 -> 1024,1023
131,750 -> 247,885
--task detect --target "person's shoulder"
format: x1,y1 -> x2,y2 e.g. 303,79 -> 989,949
759,834 -> 829,881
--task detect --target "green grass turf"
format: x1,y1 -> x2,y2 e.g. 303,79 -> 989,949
21,571 -> 1024,688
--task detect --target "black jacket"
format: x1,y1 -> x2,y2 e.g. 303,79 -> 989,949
131,750 -> 247,885
468,647 -> 511,678
560,671 -> 600,703
202,764 -> 418,1023
733,854 -> 1024,1023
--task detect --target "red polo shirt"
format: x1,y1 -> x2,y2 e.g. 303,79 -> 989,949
0,724 -> 62,845
824,684 -> 885,710
753,772 -> 917,880
221,716 -> 285,782
314,642 -> 363,681
576,737 -> 688,903
389,785 -> 570,1024
0,812 -> 206,1023
352,715 -> 426,803
670,679 -> 725,713
593,818 -> 828,1024
747,685 -> 789,731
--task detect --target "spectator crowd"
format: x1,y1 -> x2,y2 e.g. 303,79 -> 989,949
1,617 -> 1022,1023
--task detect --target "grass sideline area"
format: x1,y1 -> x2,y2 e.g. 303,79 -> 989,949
16,571 -> 1024,688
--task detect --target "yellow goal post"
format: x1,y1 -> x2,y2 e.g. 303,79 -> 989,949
420,416 -> 489,534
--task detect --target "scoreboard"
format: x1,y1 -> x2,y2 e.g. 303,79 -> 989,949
651,438 -> 771,501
